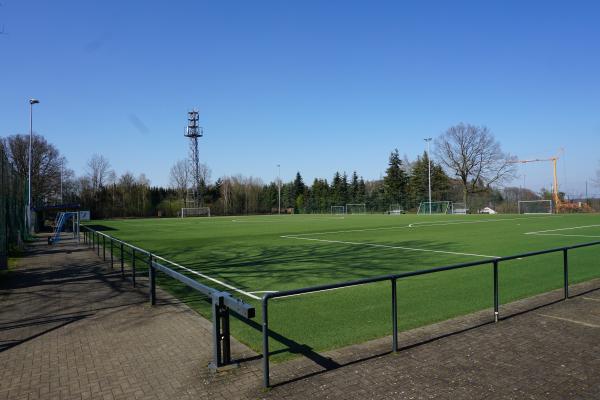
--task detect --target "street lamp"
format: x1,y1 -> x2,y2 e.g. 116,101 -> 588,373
27,99 -> 40,232
424,138 -> 432,214
277,164 -> 281,215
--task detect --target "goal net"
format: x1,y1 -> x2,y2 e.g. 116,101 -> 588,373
388,204 -> 404,215
417,201 -> 452,215
518,200 -> 552,214
346,203 -> 366,215
452,202 -> 468,214
331,205 -> 346,215
181,207 -> 211,218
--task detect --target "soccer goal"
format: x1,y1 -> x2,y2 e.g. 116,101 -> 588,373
181,207 -> 211,218
452,202 -> 468,214
346,203 -> 366,215
417,201 -> 452,215
388,204 -> 404,215
331,205 -> 346,215
518,200 -> 552,214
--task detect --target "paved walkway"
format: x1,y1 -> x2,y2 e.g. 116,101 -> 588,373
1,237 -> 599,399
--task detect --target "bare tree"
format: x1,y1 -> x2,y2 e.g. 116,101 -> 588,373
435,123 -> 516,204
86,154 -> 111,192
1,134 -> 63,205
594,161 -> 600,188
199,162 -> 212,186
169,159 -> 189,197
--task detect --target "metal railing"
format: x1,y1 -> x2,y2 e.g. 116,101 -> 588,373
80,226 -> 255,370
260,240 -> 600,387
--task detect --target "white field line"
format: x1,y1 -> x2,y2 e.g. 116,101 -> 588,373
407,215 -> 557,228
524,224 -> 600,235
285,216 -> 556,238
525,233 -> 600,238
281,235 -> 499,258
151,254 -> 261,300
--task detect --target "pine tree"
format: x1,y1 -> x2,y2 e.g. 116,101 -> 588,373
383,149 -> 409,208
350,171 -> 359,203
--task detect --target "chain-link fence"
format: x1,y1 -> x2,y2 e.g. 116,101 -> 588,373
1,145 -> 27,269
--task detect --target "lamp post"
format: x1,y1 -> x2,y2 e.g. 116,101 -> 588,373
424,138 -> 432,214
277,164 -> 281,215
27,99 -> 40,232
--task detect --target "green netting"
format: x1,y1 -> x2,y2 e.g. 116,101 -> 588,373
1,145 -> 28,268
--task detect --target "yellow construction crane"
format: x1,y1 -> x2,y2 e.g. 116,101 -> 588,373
509,156 -> 562,211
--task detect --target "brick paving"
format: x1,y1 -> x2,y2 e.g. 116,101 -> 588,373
1,236 -> 599,399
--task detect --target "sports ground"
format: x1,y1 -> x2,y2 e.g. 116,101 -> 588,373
88,213 -> 600,360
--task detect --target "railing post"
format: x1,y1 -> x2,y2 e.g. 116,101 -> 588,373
262,297 -> 270,388
110,239 -> 114,269
149,255 -> 156,305
493,260 -> 499,323
211,294 -> 224,369
563,248 -> 569,299
391,278 -> 398,352
120,242 -> 125,278
96,233 -> 100,256
132,249 -> 136,287
102,236 -> 106,261
222,306 -> 231,364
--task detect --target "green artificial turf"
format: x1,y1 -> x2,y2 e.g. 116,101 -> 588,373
86,213 -> 600,361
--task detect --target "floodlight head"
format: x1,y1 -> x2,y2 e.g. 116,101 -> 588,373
424,137 -> 432,142
29,99 -> 39,105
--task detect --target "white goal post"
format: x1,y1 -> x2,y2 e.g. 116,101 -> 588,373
417,201 -> 452,215
181,207 -> 211,218
452,202 -> 468,214
388,204 -> 404,215
518,200 -> 552,214
346,203 -> 366,215
331,205 -> 346,215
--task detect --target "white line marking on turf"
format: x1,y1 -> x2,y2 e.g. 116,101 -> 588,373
525,233 -> 600,238
538,314 -> 600,328
151,254 -> 261,300
281,235 -> 499,258
407,216 -> 557,229
285,216 -> 556,238
525,224 -> 600,235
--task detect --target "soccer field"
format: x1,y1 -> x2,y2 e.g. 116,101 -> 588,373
88,213 -> 600,360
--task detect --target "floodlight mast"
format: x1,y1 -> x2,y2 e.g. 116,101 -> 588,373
27,99 -> 40,232
424,138 -> 432,215
184,110 -> 204,208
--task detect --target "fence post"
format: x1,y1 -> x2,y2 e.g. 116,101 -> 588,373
120,242 -> 124,278
262,297 -> 270,388
563,248 -> 569,299
132,249 -> 136,287
102,236 -> 106,261
391,278 -> 398,352
110,239 -> 114,269
96,233 -> 100,256
222,306 -> 231,364
493,260 -> 499,323
210,294 -> 224,369
149,255 -> 156,305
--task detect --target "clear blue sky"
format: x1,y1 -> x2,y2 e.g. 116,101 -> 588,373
1,1 -> 599,196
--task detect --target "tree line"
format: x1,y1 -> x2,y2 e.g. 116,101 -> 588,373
6,122 -> 579,220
